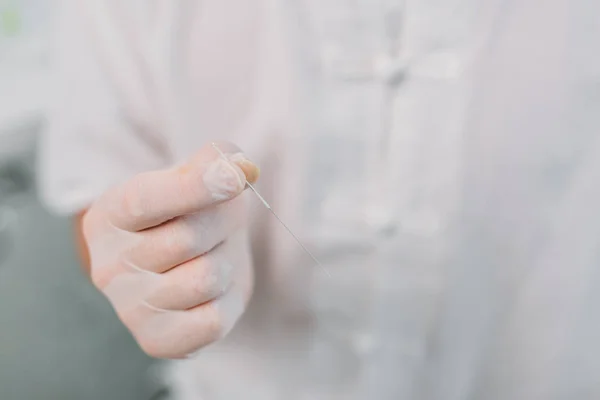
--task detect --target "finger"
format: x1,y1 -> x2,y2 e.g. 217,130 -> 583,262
126,282 -> 250,359
103,141 -> 259,232
124,195 -> 247,274
92,233 -> 235,315
143,239 -> 236,311
95,223 -> 250,314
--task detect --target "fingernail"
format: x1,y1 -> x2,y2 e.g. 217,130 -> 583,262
228,153 -> 260,184
203,158 -> 246,201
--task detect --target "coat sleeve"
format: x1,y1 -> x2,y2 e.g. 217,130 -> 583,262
38,0 -> 167,215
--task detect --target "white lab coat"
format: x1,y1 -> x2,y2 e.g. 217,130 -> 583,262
40,0 -> 600,399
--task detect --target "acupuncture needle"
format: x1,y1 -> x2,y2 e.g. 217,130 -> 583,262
212,143 -> 331,278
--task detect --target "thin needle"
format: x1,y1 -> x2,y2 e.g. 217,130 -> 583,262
212,143 -> 330,277
247,181 -> 330,278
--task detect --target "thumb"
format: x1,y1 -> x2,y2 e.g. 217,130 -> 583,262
104,141 -> 260,232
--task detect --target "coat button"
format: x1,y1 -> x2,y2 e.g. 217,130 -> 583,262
373,54 -> 408,84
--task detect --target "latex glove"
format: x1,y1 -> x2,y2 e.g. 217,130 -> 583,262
83,142 -> 260,359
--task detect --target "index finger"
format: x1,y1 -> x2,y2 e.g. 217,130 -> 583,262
102,141 -> 260,232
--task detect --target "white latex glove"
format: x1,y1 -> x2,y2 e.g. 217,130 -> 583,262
83,142 -> 260,359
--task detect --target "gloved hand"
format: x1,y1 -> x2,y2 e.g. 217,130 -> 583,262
82,142 -> 260,359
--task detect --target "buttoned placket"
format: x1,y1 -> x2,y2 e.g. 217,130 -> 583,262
357,2 -> 486,398
305,4 -> 474,397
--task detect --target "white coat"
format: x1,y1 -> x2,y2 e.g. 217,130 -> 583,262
40,0 -> 600,399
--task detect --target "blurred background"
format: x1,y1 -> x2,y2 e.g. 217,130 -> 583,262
0,1 -> 160,399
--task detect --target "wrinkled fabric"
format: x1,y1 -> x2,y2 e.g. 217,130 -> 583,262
40,0 -> 600,399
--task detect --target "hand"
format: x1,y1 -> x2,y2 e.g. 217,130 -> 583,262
82,142 -> 260,358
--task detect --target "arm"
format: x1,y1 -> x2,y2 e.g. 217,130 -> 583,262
74,211 -> 90,275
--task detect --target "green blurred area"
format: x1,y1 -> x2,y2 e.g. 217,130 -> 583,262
1,4 -> 22,37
